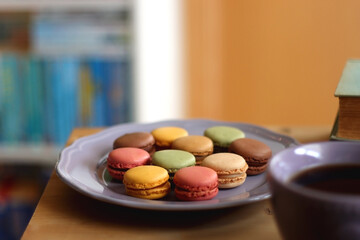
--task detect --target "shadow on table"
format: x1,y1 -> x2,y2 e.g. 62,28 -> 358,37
49,182 -> 271,237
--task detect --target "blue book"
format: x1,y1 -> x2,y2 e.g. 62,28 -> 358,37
0,54 -> 23,144
50,57 -> 62,145
23,56 -> 44,143
107,58 -> 132,125
102,59 -> 112,126
89,58 -> 106,127
117,58 -> 133,123
122,58 -> 133,122
43,57 -> 56,144
51,57 -> 79,146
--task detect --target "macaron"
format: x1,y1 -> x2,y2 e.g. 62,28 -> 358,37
123,165 -> 171,199
106,147 -> 151,181
173,166 -> 219,201
229,138 -> 272,175
151,126 -> 188,150
113,132 -> 156,155
171,135 -> 213,165
152,150 -> 196,179
201,153 -> 248,188
204,126 -> 245,153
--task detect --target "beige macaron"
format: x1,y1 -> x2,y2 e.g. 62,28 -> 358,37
171,135 -> 213,165
201,153 -> 248,188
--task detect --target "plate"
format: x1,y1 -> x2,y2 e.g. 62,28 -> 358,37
56,119 -> 299,211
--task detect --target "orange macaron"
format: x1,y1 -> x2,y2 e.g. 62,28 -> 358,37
151,126 -> 188,150
123,165 -> 171,199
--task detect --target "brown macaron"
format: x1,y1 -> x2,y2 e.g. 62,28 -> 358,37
171,135 -> 213,165
229,138 -> 272,175
113,132 -> 156,155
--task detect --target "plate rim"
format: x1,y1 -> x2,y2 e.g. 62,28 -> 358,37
56,118 -> 299,211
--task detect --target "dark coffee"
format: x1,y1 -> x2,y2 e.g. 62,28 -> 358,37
290,164 -> 360,195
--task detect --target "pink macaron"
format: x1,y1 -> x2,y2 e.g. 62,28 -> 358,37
173,166 -> 219,201
107,147 -> 151,181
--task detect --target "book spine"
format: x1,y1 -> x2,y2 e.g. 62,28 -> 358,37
78,60 -> 94,127
51,57 -> 80,146
0,54 -> 23,144
89,58 -> 106,127
108,58 -> 132,124
107,59 -> 120,125
119,57 -> 132,123
23,56 -> 44,143
63,57 -> 80,145
52,57 -> 63,145
103,59 -> 112,126
43,57 -> 55,144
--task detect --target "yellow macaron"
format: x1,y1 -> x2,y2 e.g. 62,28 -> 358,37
151,126 -> 188,149
123,165 -> 171,199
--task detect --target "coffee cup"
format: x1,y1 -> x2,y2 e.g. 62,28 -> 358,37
268,141 -> 360,240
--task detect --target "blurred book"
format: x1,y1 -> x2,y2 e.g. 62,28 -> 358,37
47,57 -> 80,146
0,53 -> 23,144
332,59 -> 360,141
31,11 -> 130,57
0,54 -> 132,147
79,61 -> 95,127
109,58 -> 132,123
23,56 -> 44,143
0,13 -> 30,52
0,9 -> 132,147
89,58 -> 107,126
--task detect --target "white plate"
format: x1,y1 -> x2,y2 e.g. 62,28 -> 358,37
56,119 -> 299,211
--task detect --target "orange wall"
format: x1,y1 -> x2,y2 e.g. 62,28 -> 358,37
184,0 -> 360,125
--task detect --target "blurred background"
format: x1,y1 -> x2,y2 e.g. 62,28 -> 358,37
1,0 -> 360,239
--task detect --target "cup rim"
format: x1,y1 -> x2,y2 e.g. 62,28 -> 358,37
268,141 -> 360,203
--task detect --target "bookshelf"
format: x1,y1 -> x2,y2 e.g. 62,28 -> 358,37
0,0 -> 184,165
0,2 -> 183,238
0,0 -> 134,165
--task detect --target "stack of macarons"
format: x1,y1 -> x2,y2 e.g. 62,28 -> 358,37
106,124 -> 272,201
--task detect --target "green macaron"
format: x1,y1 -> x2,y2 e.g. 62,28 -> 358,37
152,150 -> 196,179
204,126 -> 245,153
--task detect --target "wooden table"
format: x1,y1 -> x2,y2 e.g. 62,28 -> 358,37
22,126 -> 331,240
